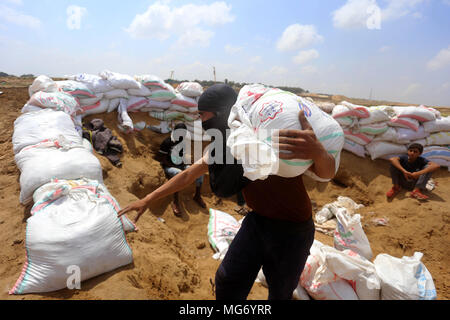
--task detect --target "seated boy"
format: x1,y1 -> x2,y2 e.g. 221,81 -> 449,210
157,123 -> 206,216
387,143 -> 440,200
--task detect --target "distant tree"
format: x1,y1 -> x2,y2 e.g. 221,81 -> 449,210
20,74 -> 34,78
0,72 -> 10,77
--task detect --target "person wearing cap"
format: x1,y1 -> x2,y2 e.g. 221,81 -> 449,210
118,84 -> 336,300
157,123 -> 206,217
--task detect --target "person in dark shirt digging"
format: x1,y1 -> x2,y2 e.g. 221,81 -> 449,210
387,143 -> 440,200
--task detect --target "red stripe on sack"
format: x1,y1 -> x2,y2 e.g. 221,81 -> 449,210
81,101 -> 101,112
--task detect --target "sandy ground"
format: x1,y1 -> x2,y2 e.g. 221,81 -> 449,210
0,80 -> 449,300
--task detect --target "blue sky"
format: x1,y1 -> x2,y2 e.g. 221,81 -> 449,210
1,0 -> 449,106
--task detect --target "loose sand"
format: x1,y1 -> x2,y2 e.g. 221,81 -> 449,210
0,81 -> 448,300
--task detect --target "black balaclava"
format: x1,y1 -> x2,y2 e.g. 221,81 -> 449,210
198,84 -> 250,198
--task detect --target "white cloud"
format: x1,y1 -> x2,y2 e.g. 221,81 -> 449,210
332,0 -> 426,29
225,44 -> 243,55
66,5 -> 87,30
427,45 -> 450,71
0,4 -> 41,28
125,1 -> 234,47
250,56 -> 262,64
175,28 -> 214,48
276,24 -> 323,52
293,49 -> 319,65
402,83 -> 421,97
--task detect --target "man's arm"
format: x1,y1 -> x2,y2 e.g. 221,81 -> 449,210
274,111 -> 336,180
118,156 -> 209,223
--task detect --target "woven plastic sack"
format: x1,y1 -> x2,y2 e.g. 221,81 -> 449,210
207,209 -> 241,260
99,70 -> 140,89
28,91 -> 81,116
12,109 -> 82,154
28,75 -> 58,97
423,117 -> 450,133
56,80 -> 96,99
66,73 -> 114,93
176,82 -> 204,97
9,179 -> 133,295
366,141 -> 408,160
228,84 -> 344,181
426,132 -> 450,146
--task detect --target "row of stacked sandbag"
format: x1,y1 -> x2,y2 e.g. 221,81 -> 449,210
313,100 -> 450,169
10,103 -> 135,294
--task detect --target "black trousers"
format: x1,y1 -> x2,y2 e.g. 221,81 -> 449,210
215,211 -> 315,300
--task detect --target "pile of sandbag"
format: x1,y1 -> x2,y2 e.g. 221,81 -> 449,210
322,100 -> 450,169
10,97 -> 136,294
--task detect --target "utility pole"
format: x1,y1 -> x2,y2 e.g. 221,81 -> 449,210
213,66 -> 216,83
170,71 -> 174,80
369,88 -> 373,100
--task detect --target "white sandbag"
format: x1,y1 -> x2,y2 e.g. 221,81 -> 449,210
28,75 -> 58,97
66,73 -> 115,93
397,126 -> 428,142
426,132 -> 450,145
148,89 -> 177,102
81,99 -> 110,117
107,98 -> 120,113
135,74 -> 173,91
171,93 -> 198,108
422,146 -> 450,161
55,80 -> 96,99
207,208 -> 241,260
389,117 -> 420,131
300,240 -> 359,300
145,99 -> 171,110
393,106 -> 436,122
374,252 -> 437,300
78,93 -> 103,107
169,104 -> 190,113
292,285 -> 311,300
423,157 -> 449,168
423,117 -> 450,133
28,91 -> 81,116
12,109 -> 82,154
372,127 -> 398,142
323,247 -> 381,300
228,84 -> 344,181
335,116 -> 354,127
335,101 -> 370,118
149,110 -> 199,122
358,122 -> 389,136
99,70 -> 140,89
15,139 -> 103,204
334,208 -> 372,260
410,138 -> 427,146
176,82 -> 204,97
366,141 -> 408,160
344,129 -> 374,145
9,178 -> 133,295
21,103 -> 44,113
117,98 -> 134,132
103,88 -> 129,100
359,106 -> 393,125
314,102 -> 335,114
126,96 -> 148,112
127,82 -> 152,97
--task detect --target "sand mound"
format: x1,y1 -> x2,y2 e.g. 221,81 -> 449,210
0,85 -> 448,300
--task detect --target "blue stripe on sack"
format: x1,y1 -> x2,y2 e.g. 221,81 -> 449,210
422,150 -> 450,157
319,131 -> 344,142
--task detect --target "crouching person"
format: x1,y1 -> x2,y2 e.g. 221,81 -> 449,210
387,143 -> 440,200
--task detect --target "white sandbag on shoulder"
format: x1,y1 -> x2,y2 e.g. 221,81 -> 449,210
207,208 -> 241,260
13,109 -> 82,154
55,80 -> 96,99
28,91 -> 81,116
426,132 -> 450,145
366,141 -> 407,160
300,240 -> 359,300
423,117 -> 450,133
28,75 -> 58,97
127,82 -> 152,97
228,84 -> 344,181
103,88 -> 129,100
81,99 -> 110,116
389,117 -> 420,131
374,252 -> 437,300
15,139 -> 103,204
343,139 -> 366,158
9,178 -> 133,295
359,106 -> 393,125
176,82 -> 204,97
334,207 -> 372,260
393,106 -> 436,122
99,70 -> 140,89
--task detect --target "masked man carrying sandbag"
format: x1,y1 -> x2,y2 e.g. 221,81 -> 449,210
118,84 -> 339,300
